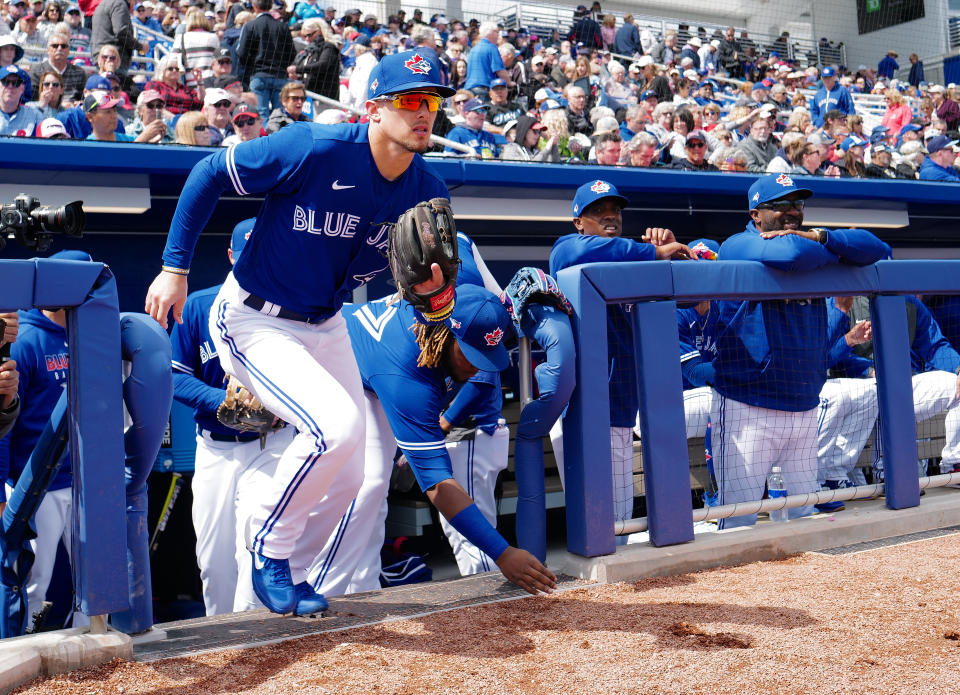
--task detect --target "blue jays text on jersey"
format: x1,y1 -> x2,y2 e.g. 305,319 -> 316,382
162,122 -> 449,321
677,303 -> 718,390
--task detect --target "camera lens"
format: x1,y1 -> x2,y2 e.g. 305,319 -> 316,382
33,201 -> 85,237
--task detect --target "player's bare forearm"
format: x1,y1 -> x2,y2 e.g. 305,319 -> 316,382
426,477 -> 474,519
654,242 -> 693,260
145,271 -> 188,329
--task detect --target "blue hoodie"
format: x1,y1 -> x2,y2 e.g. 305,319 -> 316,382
0,310 -> 72,501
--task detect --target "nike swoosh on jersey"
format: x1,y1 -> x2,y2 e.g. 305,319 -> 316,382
331,180 -> 355,190
253,553 -> 265,570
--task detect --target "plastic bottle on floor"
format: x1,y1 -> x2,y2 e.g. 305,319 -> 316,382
767,466 -> 788,523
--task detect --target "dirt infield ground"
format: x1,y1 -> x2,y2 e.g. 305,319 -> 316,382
15,532 -> 960,695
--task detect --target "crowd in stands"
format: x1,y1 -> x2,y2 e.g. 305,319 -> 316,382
1,0 -> 959,182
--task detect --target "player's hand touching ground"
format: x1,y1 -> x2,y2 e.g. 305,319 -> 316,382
496,546 -> 557,595
145,270 -> 188,329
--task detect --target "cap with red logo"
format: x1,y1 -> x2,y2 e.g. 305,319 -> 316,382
36,117 -> 68,138
83,92 -> 121,112
366,49 -> 456,100
231,103 -> 259,122
571,179 -> 629,217
447,284 -> 510,372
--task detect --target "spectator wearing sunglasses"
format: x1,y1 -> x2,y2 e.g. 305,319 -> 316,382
670,129 -> 718,171
144,53 -> 203,115
29,32 -> 87,104
444,97 -> 500,157
174,109 -> 211,146
266,80 -> 309,133
63,5 -> 91,54
292,17 -> 340,101
202,87 -> 235,145
0,65 -> 43,136
56,74 -> 127,138
126,88 -> 174,143
222,103 -> 262,146
25,69 -> 65,117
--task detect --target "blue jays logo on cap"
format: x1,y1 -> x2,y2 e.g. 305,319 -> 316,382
572,179 -> 628,217
747,173 -> 813,209
367,50 -> 456,99
484,327 -> 503,346
404,53 -> 432,75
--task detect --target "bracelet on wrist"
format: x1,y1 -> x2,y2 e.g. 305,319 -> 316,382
162,265 -> 189,276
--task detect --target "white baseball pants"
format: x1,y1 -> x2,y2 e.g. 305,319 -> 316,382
816,378 -> 879,485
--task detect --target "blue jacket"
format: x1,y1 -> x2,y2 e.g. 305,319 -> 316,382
925,295 -> 960,348
714,223 -> 891,411
878,55 -> 899,79
677,303 -> 718,390
809,84 -> 856,126
613,23 -> 640,55
918,157 -> 960,182
0,310 -> 72,501
549,233 -> 656,426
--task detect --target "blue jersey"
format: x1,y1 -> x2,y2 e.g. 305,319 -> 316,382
926,295 -> 960,349
443,231 -> 503,432
550,233 -> 657,427
0,310 -> 72,501
677,303 -> 718,390
162,122 -> 449,321
715,223 -> 890,411
345,299 -> 457,491
464,38 -> 504,90
825,298 -> 873,378
443,126 -> 500,157
170,284 -> 251,436
810,84 -> 856,126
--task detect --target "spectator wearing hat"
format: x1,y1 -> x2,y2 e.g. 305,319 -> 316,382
292,17 -> 339,100
613,14 -> 640,58
670,129 -> 717,171
126,87 -> 173,142
173,8 -> 220,90
810,66 -> 855,128
636,55 -> 671,103
838,134 -> 867,177
222,103 -> 262,146
144,53 -> 202,114
444,98 -> 499,157
678,36 -> 701,70
699,39 -> 719,73
265,79 -> 308,133
464,21 -> 510,98
0,36 -> 24,69
735,111 -> 777,172
90,0 -> 148,74
3,0 -> 27,30
485,77 -> 523,133
878,50 -> 898,80
897,122 -> 923,147
132,3 -> 162,55
908,53 -> 925,88
62,5 -> 91,53
25,69 -> 65,117
0,65 -> 42,136
929,84 -> 960,132
358,13 -> 377,38
865,143 -> 899,179
12,11 -> 44,50
236,0 -> 297,120
202,86 -> 235,145
29,32 -> 86,104
500,115 -> 558,162
919,135 -> 960,182
202,47 -> 238,89
84,91 -> 138,140
56,73 -> 122,137
35,116 -> 68,138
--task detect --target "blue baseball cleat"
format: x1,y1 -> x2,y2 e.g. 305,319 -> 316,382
814,478 -> 849,513
293,582 -> 329,616
251,551 -> 296,613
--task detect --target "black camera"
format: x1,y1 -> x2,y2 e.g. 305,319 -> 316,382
0,194 -> 85,253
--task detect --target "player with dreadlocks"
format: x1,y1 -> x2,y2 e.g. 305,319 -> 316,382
290,284 -> 557,600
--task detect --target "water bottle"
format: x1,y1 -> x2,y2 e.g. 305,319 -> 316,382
767,466 -> 788,523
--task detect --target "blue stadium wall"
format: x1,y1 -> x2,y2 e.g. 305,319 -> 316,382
2,138 -> 960,312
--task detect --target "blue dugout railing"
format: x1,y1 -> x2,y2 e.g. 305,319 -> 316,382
0,259 -> 126,633
554,259 -> 959,558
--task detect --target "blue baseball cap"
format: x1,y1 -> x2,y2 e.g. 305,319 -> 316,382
821,66 -> 836,78
49,249 -> 92,262
899,123 -> 922,136
926,134 -> 958,154
490,77 -> 507,89
366,50 -> 456,100
841,134 -> 867,151
871,143 -> 892,155
461,97 -> 488,112
231,218 -> 255,257
571,180 -> 629,217
640,89 -> 658,100
747,173 -> 813,209
689,238 -> 719,259
85,74 -> 111,91
449,285 -> 510,371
